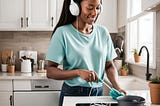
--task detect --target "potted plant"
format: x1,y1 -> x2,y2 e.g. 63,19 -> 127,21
6,56 -> 15,73
149,77 -> 160,104
120,63 -> 128,76
132,49 -> 140,62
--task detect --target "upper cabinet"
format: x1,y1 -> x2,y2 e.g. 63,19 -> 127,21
56,0 -> 63,23
25,0 -> 56,31
0,0 -> 25,30
96,0 -> 118,33
0,0 -> 117,32
0,0 -> 56,31
117,0 -> 127,28
142,0 -> 160,11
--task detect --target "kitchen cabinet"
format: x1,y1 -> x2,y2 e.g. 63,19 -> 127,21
56,0 -> 63,23
14,91 -> 60,106
96,0 -> 117,33
0,80 -> 13,106
13,79 -> 62,106
142,0 -> 160,11
117,0 -> 127,28
0,0 -> 56,31
0,0 -> 25,30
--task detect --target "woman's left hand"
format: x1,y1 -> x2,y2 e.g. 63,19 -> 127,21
118,89 -> 127,95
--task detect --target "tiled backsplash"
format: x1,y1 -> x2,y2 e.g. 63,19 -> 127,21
0,31 -> 52,71
0,31 -> 118,71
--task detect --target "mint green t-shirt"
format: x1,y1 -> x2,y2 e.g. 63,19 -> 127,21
46,24 -> 117,87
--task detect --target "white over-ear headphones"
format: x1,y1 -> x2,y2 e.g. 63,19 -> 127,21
69,0 -> 80,16
69,0 -> 103,16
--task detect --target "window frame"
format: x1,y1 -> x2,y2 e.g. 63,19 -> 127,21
126,1 -> 157,69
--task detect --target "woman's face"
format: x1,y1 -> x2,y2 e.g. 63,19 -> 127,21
79,0 -> 101,25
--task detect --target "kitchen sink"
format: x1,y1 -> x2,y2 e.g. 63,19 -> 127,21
103,75 -> 151,105
117,76 -> 149,90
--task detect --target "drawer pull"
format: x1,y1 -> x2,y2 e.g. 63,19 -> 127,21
51,17 -> 54,27
35,85 -> 49,88
21,17 -> 23,28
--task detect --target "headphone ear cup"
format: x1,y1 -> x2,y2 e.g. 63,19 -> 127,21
99,5 -> 103,14
69,2 -> 80,16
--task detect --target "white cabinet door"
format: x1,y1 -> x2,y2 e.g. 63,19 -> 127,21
117,0 -> 127,28
0,0 -> 25,30
56,0 -> 63,23
0,92 -> 13,106
0,80 -> 13,106
142,0 -> 160,11
14,91 -> 60,106
96,0 -> 117,33
0,0 -> 56,31
25,0 -> 56,31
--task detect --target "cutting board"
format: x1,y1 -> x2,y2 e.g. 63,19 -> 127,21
1,50 -> 13,64
36,69 -> 47,73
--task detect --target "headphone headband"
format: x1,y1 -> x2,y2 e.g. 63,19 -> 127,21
69,0 -> 103,16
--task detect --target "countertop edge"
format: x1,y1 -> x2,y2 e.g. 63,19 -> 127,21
0,71 -> 47,79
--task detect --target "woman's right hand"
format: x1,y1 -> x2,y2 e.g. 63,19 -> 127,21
77,69 -> 98,82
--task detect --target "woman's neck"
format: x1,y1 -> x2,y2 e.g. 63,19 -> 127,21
72,20 -> 93,34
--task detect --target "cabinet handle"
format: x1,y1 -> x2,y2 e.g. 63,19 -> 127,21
35,85 -> 49,88
26,17 -> 29,27
51,17 -> 54,27
21,17 -> 23,28
10,95 -> 13,106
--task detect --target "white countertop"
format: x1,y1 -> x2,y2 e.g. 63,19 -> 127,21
0,71 -> 47,79
63,96 -> 160,106
0,72 -> 160,106
63,96 -> 117,106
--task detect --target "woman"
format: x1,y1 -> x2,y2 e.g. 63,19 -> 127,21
46,0 -> 126,106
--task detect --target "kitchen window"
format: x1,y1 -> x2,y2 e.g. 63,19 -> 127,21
126,0 -> 156,68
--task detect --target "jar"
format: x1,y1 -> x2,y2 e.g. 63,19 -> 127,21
38,60 -> 45,70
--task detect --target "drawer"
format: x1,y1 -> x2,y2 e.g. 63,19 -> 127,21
0,80 -> 12,91
13,80 -> 31,91
31,79 -> 63,91
13,79 -> 63,91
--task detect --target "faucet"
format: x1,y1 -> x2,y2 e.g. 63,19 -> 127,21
138,46 -> 152,80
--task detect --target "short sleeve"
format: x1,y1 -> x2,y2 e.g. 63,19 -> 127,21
45,28 -> 65,64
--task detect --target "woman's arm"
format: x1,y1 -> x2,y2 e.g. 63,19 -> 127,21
46,61 -> 98,82
105,61 -> 126,94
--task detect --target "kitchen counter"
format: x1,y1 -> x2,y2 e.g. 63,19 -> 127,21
63,96 -> 160,106
0,72 -> 160,106
63,96 -> 117,106
0,71 -> 47,79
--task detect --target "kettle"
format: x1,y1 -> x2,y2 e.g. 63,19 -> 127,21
21,59 -> 32,73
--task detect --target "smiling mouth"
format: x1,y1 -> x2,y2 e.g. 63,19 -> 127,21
87,16 -> 96,21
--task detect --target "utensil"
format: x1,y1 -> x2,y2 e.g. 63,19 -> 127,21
99,78 -> 124,100
1,50 -> 13,64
